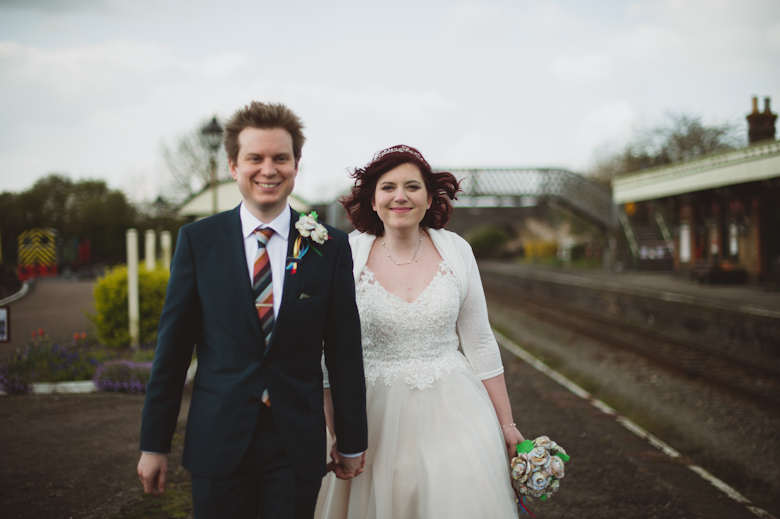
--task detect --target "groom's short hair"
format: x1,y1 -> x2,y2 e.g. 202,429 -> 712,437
224,102 -> 306,166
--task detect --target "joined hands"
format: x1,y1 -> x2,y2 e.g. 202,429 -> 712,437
327,438 -> 366,480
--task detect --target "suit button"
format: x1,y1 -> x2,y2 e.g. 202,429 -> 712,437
249,397 -> 260,406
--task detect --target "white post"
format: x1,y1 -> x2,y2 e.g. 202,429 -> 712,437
126,229 -> 140,349
145,229 -> 156,271
160,231 -> 172,271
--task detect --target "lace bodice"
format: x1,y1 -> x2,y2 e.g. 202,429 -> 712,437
357,261 -> 471,390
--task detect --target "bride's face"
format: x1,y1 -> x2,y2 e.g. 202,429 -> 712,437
372,163 -> 432,232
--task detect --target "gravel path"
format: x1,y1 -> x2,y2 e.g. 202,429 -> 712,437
1,279 -> 96,361
489,299 -> 780,517
0,390 -> 191,519
1,278 -> 777,518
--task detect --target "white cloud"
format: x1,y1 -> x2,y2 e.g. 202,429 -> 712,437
0,38 -> 467,202
767,21 -> 780,50
572,100 -> 638,166
626,0 -> 780,71
444,3 -> 505,44
548,53 -> 617,90
0,0 -> 121,14
0,40 -> 249,97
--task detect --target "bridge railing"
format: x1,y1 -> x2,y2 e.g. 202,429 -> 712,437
446,168 -> 617,229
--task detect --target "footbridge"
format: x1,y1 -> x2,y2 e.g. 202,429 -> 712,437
447,168 -> 616,230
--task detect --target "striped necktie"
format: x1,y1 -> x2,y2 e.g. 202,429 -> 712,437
253,227 -> 275,345
253,227 -> 274,407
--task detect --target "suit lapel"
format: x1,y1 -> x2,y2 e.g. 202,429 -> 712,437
225,206 -> 267,347
265,206 -> 302,356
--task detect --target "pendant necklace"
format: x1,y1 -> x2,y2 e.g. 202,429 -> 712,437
382,235 -> 423,265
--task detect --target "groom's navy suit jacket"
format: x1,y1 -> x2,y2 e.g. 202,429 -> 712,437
140,205 -> 368,481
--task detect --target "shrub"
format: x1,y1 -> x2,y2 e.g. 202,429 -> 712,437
131,340 -> 157,362
89,265 -> 169,348
466,225 -> 511,258
523,240 -> 559,261
0,333 -> 113,394
93,360 -> 152,393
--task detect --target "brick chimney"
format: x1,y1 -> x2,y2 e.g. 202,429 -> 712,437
746,96 -> 777,143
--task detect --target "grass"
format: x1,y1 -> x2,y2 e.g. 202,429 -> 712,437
112,481 -> 193,519
112,423 -> 193,519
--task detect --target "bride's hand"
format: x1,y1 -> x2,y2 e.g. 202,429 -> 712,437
502,426 -> 525,457
327,438 -> 340,473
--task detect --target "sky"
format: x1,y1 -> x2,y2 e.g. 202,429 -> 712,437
1,0 -> 779,204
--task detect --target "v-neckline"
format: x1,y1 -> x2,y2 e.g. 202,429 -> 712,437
362,261 -> 447,305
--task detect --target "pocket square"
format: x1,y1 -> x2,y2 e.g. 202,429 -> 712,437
299,293 -> 310,299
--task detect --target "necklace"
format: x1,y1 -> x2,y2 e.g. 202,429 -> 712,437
382,235 -> 423,266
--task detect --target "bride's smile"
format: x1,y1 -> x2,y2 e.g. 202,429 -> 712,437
371,162 -> 432,233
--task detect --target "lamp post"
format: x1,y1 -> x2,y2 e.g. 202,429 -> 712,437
201,116 -> 223,215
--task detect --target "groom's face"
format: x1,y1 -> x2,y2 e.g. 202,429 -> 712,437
230,127 -> 298,222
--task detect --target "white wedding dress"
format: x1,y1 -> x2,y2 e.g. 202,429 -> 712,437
316,259 -> 518,519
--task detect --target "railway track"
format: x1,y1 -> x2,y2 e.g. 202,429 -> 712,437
481,272 -> 780,409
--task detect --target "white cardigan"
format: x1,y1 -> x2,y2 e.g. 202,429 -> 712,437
323,229 -> 504,387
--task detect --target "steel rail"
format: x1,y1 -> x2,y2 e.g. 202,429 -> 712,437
482,273 -> 780,409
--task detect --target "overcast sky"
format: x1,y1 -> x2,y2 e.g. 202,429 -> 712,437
1,0 -> 778,203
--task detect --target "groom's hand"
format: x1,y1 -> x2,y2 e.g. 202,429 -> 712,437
337,452 -> 366,480
329,439 -> 366,480
137,452 -> 168,496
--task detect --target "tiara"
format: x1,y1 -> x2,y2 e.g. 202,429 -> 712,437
373,145 -> 430,168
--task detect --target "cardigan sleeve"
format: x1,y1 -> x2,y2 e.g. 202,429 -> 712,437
454,235 -> 505,380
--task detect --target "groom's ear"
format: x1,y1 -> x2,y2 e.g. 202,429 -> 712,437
229,160 -> 238,180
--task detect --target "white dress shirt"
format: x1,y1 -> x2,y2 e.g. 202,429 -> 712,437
240,203 -> 362,459
239,202 -> 290,319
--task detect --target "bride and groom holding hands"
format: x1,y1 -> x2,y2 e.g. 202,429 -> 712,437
138,101 -> 525,519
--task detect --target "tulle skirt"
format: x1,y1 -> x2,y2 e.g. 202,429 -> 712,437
315,365 -> 518,519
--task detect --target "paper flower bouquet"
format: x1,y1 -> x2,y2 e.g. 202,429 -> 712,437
510,436 -> 569,515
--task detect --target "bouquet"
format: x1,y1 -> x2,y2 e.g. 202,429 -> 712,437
510,436 -> 569,515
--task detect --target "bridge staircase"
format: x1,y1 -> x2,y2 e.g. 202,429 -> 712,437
619,204 -> 675,271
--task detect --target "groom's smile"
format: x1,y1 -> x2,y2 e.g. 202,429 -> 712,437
230,126 -> 298,222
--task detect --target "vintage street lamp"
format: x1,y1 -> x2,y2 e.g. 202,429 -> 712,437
201,116 -> 223,215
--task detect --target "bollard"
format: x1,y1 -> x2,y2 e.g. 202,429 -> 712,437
145,229 -> 156,271
160,231 -> 172,271
126,229 -> 140,349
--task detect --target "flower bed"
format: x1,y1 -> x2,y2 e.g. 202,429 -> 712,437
0,331 -> 159,395
0,332 -> 114,395
93,360 -> 152,394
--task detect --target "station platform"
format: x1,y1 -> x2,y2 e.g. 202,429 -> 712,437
480,262 -> 780,315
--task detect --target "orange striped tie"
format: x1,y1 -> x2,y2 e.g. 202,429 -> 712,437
253,227 -> 274,406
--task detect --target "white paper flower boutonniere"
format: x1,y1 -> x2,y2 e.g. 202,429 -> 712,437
287,211 -> 331,274
295,211 -> 329,245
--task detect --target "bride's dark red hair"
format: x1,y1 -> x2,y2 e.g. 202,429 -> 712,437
340,145 -> 462,236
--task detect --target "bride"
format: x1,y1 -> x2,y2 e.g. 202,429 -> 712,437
317,145 -> 523,519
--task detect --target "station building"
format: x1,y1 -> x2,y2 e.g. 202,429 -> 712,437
177,178 -> 311,221
612,97 -> 779,283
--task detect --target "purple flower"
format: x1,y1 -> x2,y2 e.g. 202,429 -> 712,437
94,360 -> 152,394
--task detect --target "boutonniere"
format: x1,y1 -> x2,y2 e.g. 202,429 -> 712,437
287,211 -> 331,274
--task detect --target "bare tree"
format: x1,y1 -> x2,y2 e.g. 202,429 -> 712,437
160,119 -> 232,204
587,113 -> 745,188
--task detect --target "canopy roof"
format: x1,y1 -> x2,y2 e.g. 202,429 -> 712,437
612,140 -> 780,203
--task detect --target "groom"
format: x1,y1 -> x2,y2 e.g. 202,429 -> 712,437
137,102 -> 368,519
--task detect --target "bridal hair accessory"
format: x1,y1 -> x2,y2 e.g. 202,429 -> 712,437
510,436 -> 569,516
287,212 -> 330,274
373,145 -> 430,169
